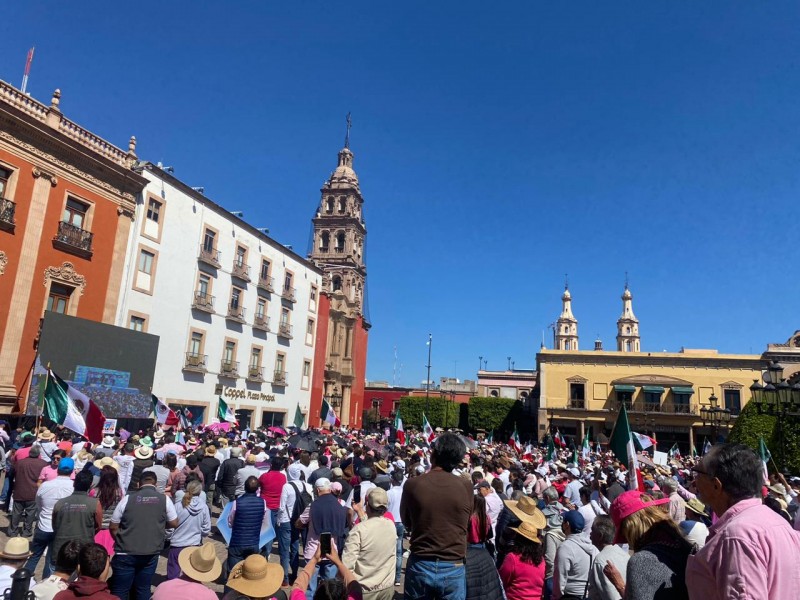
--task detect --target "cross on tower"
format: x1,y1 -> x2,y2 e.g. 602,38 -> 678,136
344,112 -> 352,149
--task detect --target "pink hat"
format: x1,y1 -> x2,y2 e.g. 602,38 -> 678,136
610,490 -> 670,544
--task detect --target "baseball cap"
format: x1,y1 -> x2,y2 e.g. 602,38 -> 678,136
57,457 -> 75,473
609,491 -> 670,544
568,467 -> 581,478
367,487 -> 389,510
562,510 -> 585,533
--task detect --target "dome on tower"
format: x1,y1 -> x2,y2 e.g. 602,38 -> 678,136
327,147 -> 360,192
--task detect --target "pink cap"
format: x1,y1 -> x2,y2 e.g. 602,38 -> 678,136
610,490 -> 670,544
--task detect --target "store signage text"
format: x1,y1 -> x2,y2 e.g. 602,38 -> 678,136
223,387 -> 276,402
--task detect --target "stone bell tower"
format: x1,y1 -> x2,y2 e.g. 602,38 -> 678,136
308,115 -> 369,427
616,281 -> 640,352
555,283 -> 579,351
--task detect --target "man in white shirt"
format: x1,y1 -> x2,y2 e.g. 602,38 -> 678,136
26,457 -> 75,577
477,480 -> 503,540
277,462 -> 311,586
564,468 -> 584,507
386,470 -> 405,587
113,443 -> 135,492
343,488 -> 397,597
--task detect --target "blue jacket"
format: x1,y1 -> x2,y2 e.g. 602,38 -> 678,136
231,492 -> 265,548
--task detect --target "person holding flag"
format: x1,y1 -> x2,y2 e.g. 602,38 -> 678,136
421,413 -> 435,443
321,398 -> 340,428
42,368 -> 105,443
151,394 -> 179,427
509,425 -> 521,453
608,403 -> 643,493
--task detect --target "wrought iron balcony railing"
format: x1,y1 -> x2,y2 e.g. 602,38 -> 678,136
184,352 -> 207,372
53,221 -> 93,257
192,291 -> 215,312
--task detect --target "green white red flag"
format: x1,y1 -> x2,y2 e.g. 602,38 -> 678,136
218,397 -> 237,423
151,394 -> 179,426
43,369 -> 105,443
422,413 -> 434,443
758,436 -> 772,483
394,410 -> 405,445
609,402 -> 643,492
321,399 -> 340,427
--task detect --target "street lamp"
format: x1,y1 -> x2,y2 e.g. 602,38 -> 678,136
751,359 -> 800,471
700,393 -> 731,445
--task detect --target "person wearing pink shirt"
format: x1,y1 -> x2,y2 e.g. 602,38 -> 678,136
686,443 -> 800,600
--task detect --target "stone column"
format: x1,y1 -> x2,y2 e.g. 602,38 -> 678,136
0,168 -> 57,404
102,207 -> 134,324
688,426 -> 695,457
579,419 -> 585,442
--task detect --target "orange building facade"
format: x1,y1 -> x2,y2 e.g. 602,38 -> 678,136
0,82 -> 146,412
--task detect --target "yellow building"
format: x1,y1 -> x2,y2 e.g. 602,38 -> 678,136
536,285 -> 765,453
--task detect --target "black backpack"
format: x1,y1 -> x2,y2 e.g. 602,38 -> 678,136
290,482 -> 313,523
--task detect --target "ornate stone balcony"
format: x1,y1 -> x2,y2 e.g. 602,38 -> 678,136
273,370 -> 287,386
198,246 -> 221,268
232,260 -> 251,282
253,314 -> 270,332
0,198 -> 15,231
192,291 -> 215,313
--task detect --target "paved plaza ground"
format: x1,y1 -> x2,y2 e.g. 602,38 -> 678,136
0,504 -> 407,598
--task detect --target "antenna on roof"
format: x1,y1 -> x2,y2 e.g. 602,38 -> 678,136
21,47 -> 34,94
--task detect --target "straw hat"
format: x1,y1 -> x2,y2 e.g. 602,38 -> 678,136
205,445 -> 217,456
510,521 -> 541,544
101,436 -> 115,449
504,496 -> 546,529
375,459 -> 389,473
153,430 -> 165,439
0,537 -> 32,559
38,429 -> 55,441
95,457 -> 119,471
134,445 -> 153,460
685,498 -> 707,516
226,554 -> 283,597
217,437 -> 229,447
178,543 -> 221,583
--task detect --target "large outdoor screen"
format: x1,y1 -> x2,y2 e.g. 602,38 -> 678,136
27,312 -> 160,419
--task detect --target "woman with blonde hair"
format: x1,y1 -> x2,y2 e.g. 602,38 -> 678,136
603,491 -> 693,600
166,479 -> 211,579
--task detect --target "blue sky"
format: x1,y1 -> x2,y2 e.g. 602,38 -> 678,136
4,3 -> 799,386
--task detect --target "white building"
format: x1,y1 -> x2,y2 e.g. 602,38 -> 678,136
115,163 -> 323,429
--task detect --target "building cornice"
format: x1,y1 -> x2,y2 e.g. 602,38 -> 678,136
537,349 -> 763,370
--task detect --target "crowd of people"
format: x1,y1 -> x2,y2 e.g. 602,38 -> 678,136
0,420 -> 798,600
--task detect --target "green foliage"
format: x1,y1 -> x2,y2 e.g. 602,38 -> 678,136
397,396 -> 459,429
467,397 -> 523,435
729,401 -> 800,473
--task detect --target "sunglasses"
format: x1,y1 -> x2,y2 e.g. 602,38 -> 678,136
691,466 -> 713,477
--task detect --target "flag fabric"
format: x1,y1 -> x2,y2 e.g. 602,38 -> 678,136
702,438 -> 712,455
178,407 -> 191,430
523,443 -> 534,461
692,445 -> 699,458
758,436 -> 772,482
43,369 -> 105,443
669,443 -> 681,460
394,411 -> 405,445
422,413 -> 435,443
608,403 -> 642,492
293,405 -> 305,430
632,431 -> 656,451
487,430 -> 493,444
581,428 -> 591,460
321,399 -> 340,427
510,427 -> 521,452
151,394 -> 179,426
546,436 -> 556,462
554,429 -> 565,448
218,397 -> 237,423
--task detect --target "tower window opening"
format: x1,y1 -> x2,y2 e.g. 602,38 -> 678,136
332,275 -> 342,292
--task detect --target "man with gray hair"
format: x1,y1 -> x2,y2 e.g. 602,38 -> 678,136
686,443 -> 800,600
659,477 -> 684,524
588,515 -> 628,600
541,486 -> 565,600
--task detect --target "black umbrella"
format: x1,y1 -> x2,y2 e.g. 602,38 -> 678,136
331,435 -> 348,447
287,431 -> 322,452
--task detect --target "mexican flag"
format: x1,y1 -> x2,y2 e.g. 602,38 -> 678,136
609,402 -> 642,492
510,426 -> 521,452
422,413 -> 435,443
394,411 -> 405,445
669,443 -> 681,460
218,397 -> 237,423
702,438 -> 712,455
43,369 -> 105,443
321,399 -> 340,427
554,429 -> 566,448
151,394 -> 179,426
632,431 -> 656,451
545,436 -> 556,462
758,436 -> 771,483
581,428 -> 591,460
293,405 -> 305,430
178,407 -> 192,430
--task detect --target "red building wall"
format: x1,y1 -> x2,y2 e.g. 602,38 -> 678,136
309,294 -> 330,426
347,316 -> 369,428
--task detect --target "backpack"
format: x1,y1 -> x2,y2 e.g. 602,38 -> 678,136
290,482 -> 313,523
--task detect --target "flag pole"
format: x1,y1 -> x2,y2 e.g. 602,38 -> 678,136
37,362 -> 50,434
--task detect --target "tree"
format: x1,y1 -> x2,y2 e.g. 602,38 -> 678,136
397,396 -> 459,429
467,397 -> 523,437
728,400 -> 800,473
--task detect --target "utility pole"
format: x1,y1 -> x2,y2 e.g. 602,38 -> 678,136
425,333 -> 432,416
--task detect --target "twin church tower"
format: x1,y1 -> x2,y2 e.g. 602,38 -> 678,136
554,283 -> 640,352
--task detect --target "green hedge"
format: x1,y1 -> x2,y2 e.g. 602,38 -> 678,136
397,396 -> 459,429
728,400 -> 800,473
467,397 -> 523,435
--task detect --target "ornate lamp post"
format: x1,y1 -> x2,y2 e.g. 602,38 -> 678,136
750,359 -> 800,471
700,393 -> 731,445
